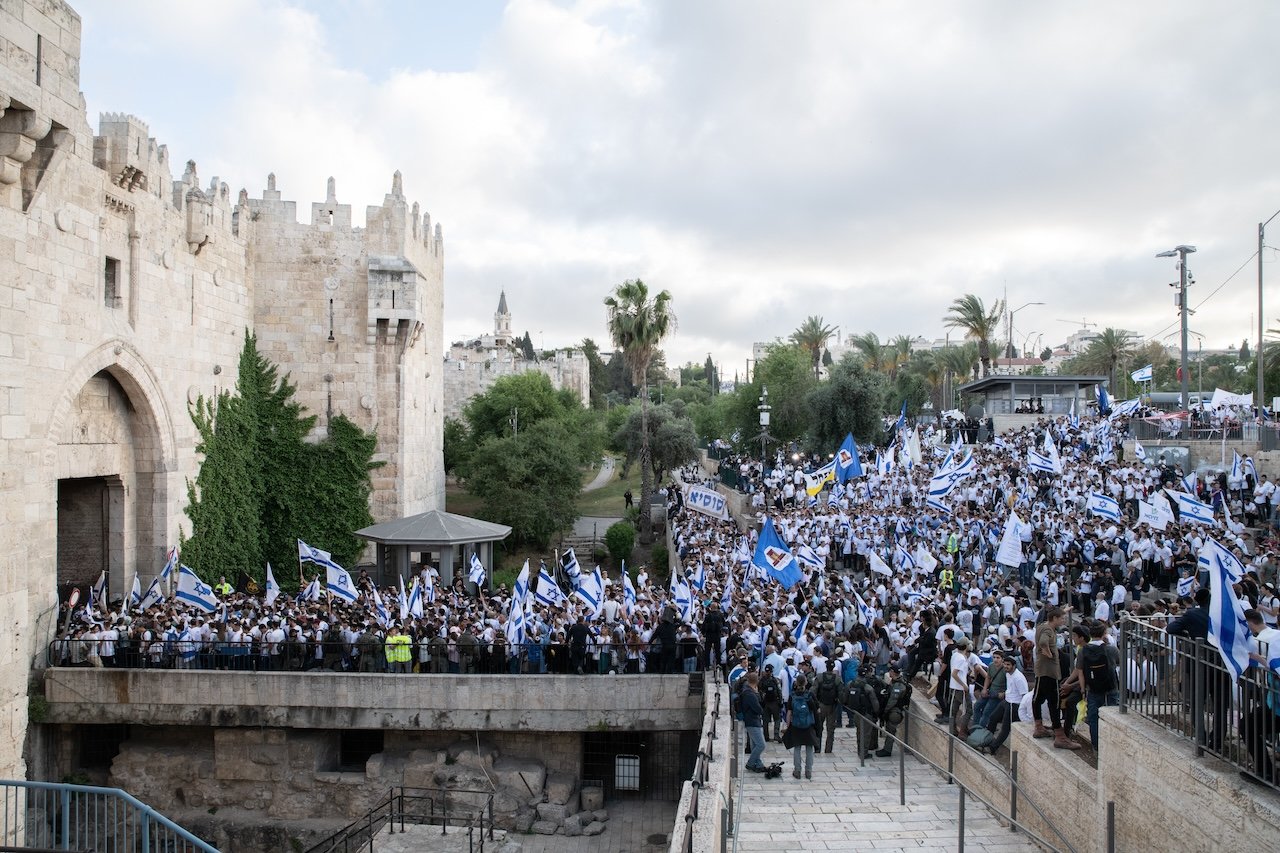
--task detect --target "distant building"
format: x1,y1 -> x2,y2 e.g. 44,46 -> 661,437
442,291 -> 590,419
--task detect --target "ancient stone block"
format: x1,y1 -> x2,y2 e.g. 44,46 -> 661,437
583,820 -> 606,836
580,785 -> 604,811
545,771 -> 577,805
493,756 -> 545,799
535,802 -> 567,822
593,809 -> 608,822
531,820 -> 558,835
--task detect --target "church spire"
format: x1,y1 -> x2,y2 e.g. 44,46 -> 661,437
497,289 -> 508,315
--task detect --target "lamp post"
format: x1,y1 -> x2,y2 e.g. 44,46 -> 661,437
1260,211 -> 1280,412
758,386 -> 772,510
1157,245 -> 1196,411
1007,302 -> 1044,359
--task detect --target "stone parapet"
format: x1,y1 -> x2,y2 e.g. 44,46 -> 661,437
42,669 -> 702,731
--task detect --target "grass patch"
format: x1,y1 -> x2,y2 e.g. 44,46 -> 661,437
577,461 -> 642,518
444,481 -> 484,517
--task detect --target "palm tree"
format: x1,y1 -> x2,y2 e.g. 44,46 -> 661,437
888,334 -> 915,379
789,316 -> 838,379
849,332 -> 889,374
1077,327 -> 1135,393
943,294 -> 1005,377
937,344 -> 979,410
605,279 -> 676,544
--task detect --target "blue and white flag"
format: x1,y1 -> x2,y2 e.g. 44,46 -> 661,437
264,563 -> 280,607
160,547 -> 179,582
1086,492 -> 1122,522
129,574 -> 142,607
755,625 -> 769,671
91,571 -> 107,609
1231,451 -> 1242,482
1182,473 -> 1197,495
175,565 -> 218,613
1097,384 -> 1112,415
751,518 -> 803,589
505,592 -> 526,646
407,577 -> 424,618
1131,364 -> 1153,383
926,494 -> 951,515
623,564 -> 637,617
469,552 -> 486,587
720,577 -> 733,614
139,577 -> 164,611
536,564 -> 567,607
1109,398 -> 1141,420
929,452 -> 975,498
835,433 -> 864,484
689,560 -> 707,591
371,586 -> 390,627
854,591 -> 876,626
397,575 -> 409,621
514,560 -> 531,602
1243,455 -> 1258,483
893,400 -> 907,436
560,549 -> 581,584
326,563 -> 359,604
792,612 -> 810,647
1177,492 -> 1218,526
298,578 -> 321,602
868,549 -> 894,577
794,544 -> 824,573
1198,538 -> 1251,678
1134,440 -> 1146,462
1176,575 -> 1195,598
298,539 -> 336,568
670,577 -> 692,623
574,567 -> 605,616
1068,399 -> 1080,430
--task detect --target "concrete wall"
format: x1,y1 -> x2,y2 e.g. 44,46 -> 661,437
670,683 -> 730,853
42,670 -> 702,731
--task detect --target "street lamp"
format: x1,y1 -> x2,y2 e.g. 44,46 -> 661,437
1157,245 -> 1196,411
1007,302 -> 1044,359
757,386 -> 773,509
1259,210 -> 1280,412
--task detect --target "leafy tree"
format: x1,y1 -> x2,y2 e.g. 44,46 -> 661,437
849,332 -> 890,374
790,315 -> 837,379
887,334 -> 915,379
704,354 -> 719,394
1040,346 -> 1054,362
822,349 -> 834,368
580,337 -> 610,409
604,521 -> 636,568
605,279 -> 676,544
463,371 -> 572,445
612,403 -> 698,483
806,353 -> 890,451
442,417 -> 470,476
300,414 -> 379,570
1240,339 -> 1251,361
1063,327 -> 1135,392
466,418 -> 583,549
605,350 -> 635,398
943,294 -> 1005,377
728,343 -> 817,453
518,331 -> 536,361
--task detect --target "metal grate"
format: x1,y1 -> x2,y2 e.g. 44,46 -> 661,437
614,755 -> 640,791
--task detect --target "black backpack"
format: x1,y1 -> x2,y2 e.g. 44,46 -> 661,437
760,675 -> 781,704
816,672 -> 841,705
1081,643 -> 1117,693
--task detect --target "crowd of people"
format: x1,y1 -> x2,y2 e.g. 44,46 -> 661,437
53,408 -> 1280,786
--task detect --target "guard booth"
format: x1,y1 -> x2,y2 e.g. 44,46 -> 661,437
355,509 -> 512,589
959,374 -> 1106,417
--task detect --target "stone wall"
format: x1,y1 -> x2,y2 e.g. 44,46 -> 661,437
0,0 -> 447,782
442,347 -> 590,421
42,669 -> 703,732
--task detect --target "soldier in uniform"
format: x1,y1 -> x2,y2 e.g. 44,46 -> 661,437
875,663 -> 914,757
843,670 -> 882,759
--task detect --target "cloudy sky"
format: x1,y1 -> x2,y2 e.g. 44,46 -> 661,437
75,0 -> 1280,372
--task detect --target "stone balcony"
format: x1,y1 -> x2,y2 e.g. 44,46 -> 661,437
41,669 -> 703,732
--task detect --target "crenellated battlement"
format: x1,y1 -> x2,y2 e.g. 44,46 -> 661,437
93,113 -> 170,197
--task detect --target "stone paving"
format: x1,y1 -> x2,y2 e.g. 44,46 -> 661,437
372,799 -> 675,853
733,727 -> 1041,852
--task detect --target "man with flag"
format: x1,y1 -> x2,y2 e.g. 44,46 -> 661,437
468,552 -> 487,590
752,518 -> 803,589
834,433 -> 863,484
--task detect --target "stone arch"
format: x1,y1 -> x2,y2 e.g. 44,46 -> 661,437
47,340 -> 179,599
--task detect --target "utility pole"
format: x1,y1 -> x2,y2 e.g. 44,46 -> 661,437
1157,245 -> 1196,411
1260,211 -> 1280,413
510,407 -> 518,437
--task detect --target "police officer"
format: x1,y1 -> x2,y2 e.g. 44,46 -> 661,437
875,663 -> 914,757
213,575 -> 233,597
843,670 -> 882,759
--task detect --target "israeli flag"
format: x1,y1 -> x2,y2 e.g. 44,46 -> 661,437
751,518 -> 803,589
160,547 -> 179,582
1198,538 -> 1252,678
669,576 -> 692,623
1086,492 -> 1122,522
868,550 -> 894,577
397,575 -> 409,621
92,571 -> 107,608
139,577 -> 164,611
894,542 -> 917,571
536,564 -> 567,607
1068,399 -> 1080,430
560,548 -> 581,584
794,544 -> 824,572
1109,398 -> 1142,420
720,577 -> 734,614
690,560 -> 707,591
298,539 -> 335,568
298,578 -> 321,602
893,400 -> 907,436
326,563 -> 359,604
514,560 -> 531,602
574,567 -> 605,616
264,563 -> 280,607
371,586 -> 390,627
1182,473 -> 1197,495
1177,492 -> 1218,526
175,565 -> 219,613
755,625 -> 769,670
1231,451 -> 1242,482
623,565 -> 637,616
1097,384 -> 1112,415
792,612 -> 810,647
1134,441 -> 1147,462
1176,575 -> 1195,598
407,577 -> 424,618
1243,455 -> 1258,483
854,591 -> 876,626
505,594 -> 526,646
129,574 -> 142,607
835,433 -> 864,483
1130,364 -> 1153,383
469,552 -> 487,587
926,495 -> 951,515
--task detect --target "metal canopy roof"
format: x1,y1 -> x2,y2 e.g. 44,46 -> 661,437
354,509 -> 512,547
957,374 -> 1107,396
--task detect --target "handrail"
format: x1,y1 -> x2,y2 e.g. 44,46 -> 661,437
847,708 -> 1077,853
0,779 -> 218,852
679,667 -> 723,853
303,786 -> 493,853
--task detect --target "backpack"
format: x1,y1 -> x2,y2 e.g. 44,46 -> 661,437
1081,643 -> 1117,693
790,692 -> 814,729
841,656 -> 860,683
760,675 -> 781,705
966,726 -> 994,749
842,678 -> 879,717
816,673 -> 841,705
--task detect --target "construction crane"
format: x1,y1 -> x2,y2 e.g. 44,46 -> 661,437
1056,317 -> 1097,330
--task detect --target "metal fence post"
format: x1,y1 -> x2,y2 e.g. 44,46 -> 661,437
60,788 -> 70,852
1106,800 -> 1115,853
1117,619 -> 1128,714
898,738 -> 905,806
720,807 -> 728,853
140,811 -> 149,853
1193,641 -> 1206,757
957,786 -> 966,853
1010,750 -> 1018,831
947,736 -> 955,783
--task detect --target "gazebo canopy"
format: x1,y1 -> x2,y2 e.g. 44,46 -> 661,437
355,509 -> 511,547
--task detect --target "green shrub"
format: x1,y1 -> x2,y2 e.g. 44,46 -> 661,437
650,543 -> 670,574
604,521 -> 635,568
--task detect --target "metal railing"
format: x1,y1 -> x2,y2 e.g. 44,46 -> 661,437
0,780 -> 218,853
46,639 -> 711,676
304,787 -> 493,853
1118,615 -> 1279,791
848,707 -> 1079,853
679,676 -> 723,853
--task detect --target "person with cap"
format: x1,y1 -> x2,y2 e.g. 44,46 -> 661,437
946,635 -> 975,737
874,663 -> 913,757
759,663 -> 784,741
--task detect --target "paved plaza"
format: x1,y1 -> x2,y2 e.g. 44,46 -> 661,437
732,728 -> 1040,853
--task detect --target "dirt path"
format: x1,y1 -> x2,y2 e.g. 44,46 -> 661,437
582,456 -> 616,492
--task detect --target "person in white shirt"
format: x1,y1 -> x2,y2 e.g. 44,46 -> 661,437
1094,592 -> 1111,623
982,652 -> 1029,755
947,636 -> 973,736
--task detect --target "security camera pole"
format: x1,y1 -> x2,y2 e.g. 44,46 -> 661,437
1157,245 -> 1196,412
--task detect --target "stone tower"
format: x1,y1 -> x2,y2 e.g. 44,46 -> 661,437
494,289 -> 512,348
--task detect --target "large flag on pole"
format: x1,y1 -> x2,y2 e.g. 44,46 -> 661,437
535,564 -> 567,608
1086,493 -> 1122,522
751,518 -> 803,589
1177,492 -> 1218,526
264,563 -> 280,606
160,547 -> 178,582
175,565 -> 218,613
469,552 -> 487,588
325,563 -> 359,604
129,575 -> 142,607
835,433 -> 863,484
1130,364 -> 1153,383
139,577 -> 164,611
1197,538 -> 1252,678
